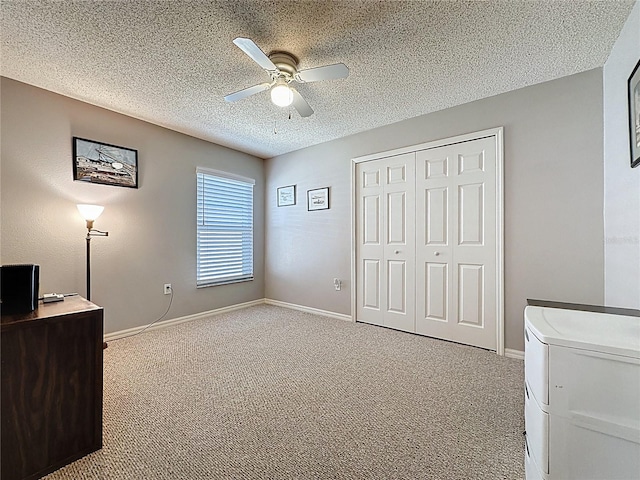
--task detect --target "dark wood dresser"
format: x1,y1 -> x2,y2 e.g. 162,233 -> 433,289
1,296 -> 103,480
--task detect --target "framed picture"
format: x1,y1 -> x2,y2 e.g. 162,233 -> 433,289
629,59 -> 640,168
277,185 -> 296,206
73,137 -> 138,188
307,187 -> 329,211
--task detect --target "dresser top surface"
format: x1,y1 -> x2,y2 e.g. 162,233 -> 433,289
1,295 -> 102,327
527,298 -> 640,317
525,305 -> 640,358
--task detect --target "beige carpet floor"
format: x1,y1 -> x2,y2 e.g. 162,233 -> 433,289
45,304 -> 525,479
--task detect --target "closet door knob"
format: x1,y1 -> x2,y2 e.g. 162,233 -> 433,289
434,251 -> 440,256
394,250 -> 400,254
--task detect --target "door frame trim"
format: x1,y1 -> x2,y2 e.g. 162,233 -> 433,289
350,127 -> 505,355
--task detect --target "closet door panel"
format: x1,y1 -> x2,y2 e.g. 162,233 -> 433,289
416,137 -> 497,350
382,154 -> 415,332
356,153 -> 415,332
424,262 -> 448,322
356,162 -> 384,326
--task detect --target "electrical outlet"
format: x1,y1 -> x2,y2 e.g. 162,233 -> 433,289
333,278 -> 341,291
164,284 -> 172,295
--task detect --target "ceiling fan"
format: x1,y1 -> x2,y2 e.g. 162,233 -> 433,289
224,37 -> 349,118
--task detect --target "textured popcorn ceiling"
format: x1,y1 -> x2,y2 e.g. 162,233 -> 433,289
1,1 -> 635,159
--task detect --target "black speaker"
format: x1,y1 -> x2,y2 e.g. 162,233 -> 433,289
1,264 -> 40,315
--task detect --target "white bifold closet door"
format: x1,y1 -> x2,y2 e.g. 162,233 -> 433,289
356,152 -> 416,333
356,136 -> 497,350
415,136 -> 497,350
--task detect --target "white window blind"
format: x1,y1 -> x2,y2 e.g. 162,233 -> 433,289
196,168 -> 254,287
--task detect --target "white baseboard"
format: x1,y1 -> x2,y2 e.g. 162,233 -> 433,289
105,298 -> 520,360
264,298 -> 352,322
104,298 -> 265,341
504,348 -> 524,360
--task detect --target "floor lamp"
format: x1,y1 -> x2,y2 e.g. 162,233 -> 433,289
77,204 -> 109,349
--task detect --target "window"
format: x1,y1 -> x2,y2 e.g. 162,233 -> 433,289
196,167 -> 254,287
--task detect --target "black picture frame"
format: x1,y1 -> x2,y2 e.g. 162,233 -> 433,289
629,59 -> 640,168
307,187 -> 330,211
277,185 -> 296,206
73,137 -> 139,188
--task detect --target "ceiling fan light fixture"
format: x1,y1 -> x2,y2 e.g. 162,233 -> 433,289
271,81 -> 293,107
226,38 -> 347,117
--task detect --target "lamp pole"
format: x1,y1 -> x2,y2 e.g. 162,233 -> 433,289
85,228 -> 108,349
77,204 -> 109,349
82,216 -> 108,301
86,232 -> 92,301
85,226 -> 108,301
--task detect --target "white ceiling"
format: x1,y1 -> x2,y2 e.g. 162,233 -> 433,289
1,1 -> 635,159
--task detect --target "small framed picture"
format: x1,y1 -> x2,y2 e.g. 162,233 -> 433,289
628,59 -> 640,168
73,137 -> 138,188
277,185 -> 296,207
307,187 -> 330,211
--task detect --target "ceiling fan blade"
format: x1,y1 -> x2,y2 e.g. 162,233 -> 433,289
296,63 -> 349,83
290,88 -> 314,117
224,83 -> 271,103
233,37 -> 278,72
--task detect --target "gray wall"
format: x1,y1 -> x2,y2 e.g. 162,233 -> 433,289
1,78 -> 265,334
265,69 -> 605,352
604,1 -> 640,309
1,68 -> 610,351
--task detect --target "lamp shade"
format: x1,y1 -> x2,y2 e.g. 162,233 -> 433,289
77,204 -> 104,221
270,82 -> 293,107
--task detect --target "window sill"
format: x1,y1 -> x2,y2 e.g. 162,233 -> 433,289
197,277 -> 254,288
